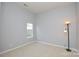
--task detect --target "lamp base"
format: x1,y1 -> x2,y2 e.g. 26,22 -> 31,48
66,49 -> 71,52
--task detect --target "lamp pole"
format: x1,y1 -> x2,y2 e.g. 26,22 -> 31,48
66,23 -> 71,52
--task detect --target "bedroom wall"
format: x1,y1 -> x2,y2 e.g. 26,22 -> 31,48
0,2 -> 3,52
0,2 -> 35,52
76,2 -> 79,51
36,3 -> 77,49
0,3 -> 1,38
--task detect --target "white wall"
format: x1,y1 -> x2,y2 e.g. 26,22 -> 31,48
0,2 -> 1,47
0,2 -> 3,52
0,3 -> 1,19
0,2 -> 1,36
0,2 -> 35,52
36,4 -> 77,49
76,2 -> 79,51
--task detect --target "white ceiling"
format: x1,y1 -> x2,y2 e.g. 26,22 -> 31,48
17,2 -> 74,14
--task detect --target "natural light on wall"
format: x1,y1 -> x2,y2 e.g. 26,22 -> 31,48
26,23 -> 33,38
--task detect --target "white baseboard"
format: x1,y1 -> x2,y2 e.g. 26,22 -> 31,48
0,41 -> 36,55
0,40 -> 79,55
37,40 -> 78,53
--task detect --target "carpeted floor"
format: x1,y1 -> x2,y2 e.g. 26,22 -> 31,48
0,42 -> 79,57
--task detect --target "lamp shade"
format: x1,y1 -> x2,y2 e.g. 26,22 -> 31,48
65,21 -> 71,24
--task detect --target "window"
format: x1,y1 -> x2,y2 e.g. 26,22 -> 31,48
26,23 -> 33,38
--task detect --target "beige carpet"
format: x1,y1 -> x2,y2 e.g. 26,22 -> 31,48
0,42 -> 79,57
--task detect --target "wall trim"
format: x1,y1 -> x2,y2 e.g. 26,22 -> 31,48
0,40 -> 79,55
0,41 -> 36,55
37,40 -> 79,53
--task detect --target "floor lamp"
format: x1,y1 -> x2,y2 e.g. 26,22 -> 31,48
65,21 -> 71,52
